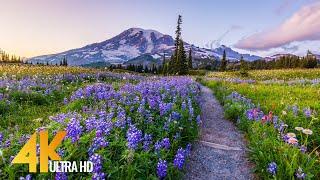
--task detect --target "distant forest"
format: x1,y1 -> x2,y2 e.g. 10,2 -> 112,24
0,49 -> 22,63
238,51 -> 319,70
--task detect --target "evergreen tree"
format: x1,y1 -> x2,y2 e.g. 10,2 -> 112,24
171,15 -> 183,74
178,39 -> 188,75
188,48 -> 193,69
220,50 -> 227,71
239,55 -> 248,76
162,53 -> 167,75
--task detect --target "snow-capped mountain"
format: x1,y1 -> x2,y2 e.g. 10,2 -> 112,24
28,28 -> 261,66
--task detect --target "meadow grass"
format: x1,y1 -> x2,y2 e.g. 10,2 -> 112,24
207,68 -> 320,80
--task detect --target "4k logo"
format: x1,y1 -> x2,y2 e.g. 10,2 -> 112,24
12,130 -> 66,172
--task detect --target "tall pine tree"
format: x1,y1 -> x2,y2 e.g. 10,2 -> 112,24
220,50 -> 227,71
188,48 -> 192,69
178,39 -> 188,75
172,15 -> 182,74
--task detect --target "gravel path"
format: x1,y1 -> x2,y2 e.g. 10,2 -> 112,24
184,86 -> 254,180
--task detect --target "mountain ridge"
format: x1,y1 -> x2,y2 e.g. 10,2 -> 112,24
28,28 -> 262,66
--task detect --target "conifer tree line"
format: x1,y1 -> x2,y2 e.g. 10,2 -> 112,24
233,51 -> 318,71
0,49 -> 22,63
248,51 -> 318,69
216,50 -> 319,72
28,56 -> 68,66
59,56 -> 68,66
108,63 -> 160,74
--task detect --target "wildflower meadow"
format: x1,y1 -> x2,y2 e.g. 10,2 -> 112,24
0,65 -> 201,179
203,69 -> 320,179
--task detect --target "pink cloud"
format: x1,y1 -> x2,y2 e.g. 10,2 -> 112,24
235,1 -> 320,51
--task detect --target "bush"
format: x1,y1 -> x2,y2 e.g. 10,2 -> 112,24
224,102 -> 243,123
9,91 -> 49,105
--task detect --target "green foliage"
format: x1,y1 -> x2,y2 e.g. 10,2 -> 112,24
188,48 -> 193,69
239,56 -> 249,77
224,102 -> 243,123
220,50 -> 227,71
208,68 -> 320,81
9,91 -> 49,105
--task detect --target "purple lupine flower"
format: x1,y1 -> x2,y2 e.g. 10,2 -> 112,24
58,148 -> 65,157
85,116 -> 97,132
49,113 -> 67,124
115,107 -> 126,128
89,136 -> 109,155
303,108 -> 312,118
282,134 -> 298,146
96,119 -> 113,137
36,144 -> 40,156
4,139 -> 11,148
277,121 -> 288,134
246,109 -> 254,120
157,159 -> 167,179
25,174 -> 32,180
267,162 -> 277,175
295,167 -> 306,179
196,115 -> 201,124
163,121 -> 169,131
89,153 -> 106,180
63,98 -> 68,105
126,125 -> 143,150
19,134 -> 30,144
159,102 -> 173,116
154,141 -> 162,152
55,171 -> 67,180
185,143 -> 192,156
171,112 -> 181,120
181,101 -> 187,110
161,138 -> 170,150
143,134 -> 152,151
66,117 -> 83,143
272,116 -> 279,128
300,145 -> 307,153
19,174 -> 32,180
126,117 -> 132,125
0,132 -> 3,143
292,105 -> 298,116
173,148 -> 186,169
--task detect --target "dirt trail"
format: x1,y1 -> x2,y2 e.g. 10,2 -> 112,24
184,86 -> 254,180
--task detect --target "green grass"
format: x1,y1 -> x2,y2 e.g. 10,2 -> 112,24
207,68 -> 320,80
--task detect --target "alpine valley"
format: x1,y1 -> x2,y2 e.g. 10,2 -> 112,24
28,28 -> 262,66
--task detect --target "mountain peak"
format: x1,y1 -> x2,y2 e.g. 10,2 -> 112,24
28,28 -> 261,65
124,27 -> 165,37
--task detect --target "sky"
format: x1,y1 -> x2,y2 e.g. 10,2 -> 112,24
0,0 -> 319,58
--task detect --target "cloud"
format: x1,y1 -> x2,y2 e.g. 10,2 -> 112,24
281,43 -> 299,52
234,1 -> 320,51
205,25 -> 242,49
